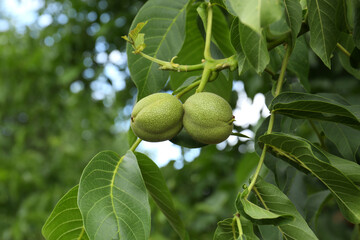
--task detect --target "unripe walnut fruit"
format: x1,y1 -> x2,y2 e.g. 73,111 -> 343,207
131,93 -> 184,142
183,92 -> 234,144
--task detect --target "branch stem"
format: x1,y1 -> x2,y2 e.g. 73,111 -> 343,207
336,43 -> 351,57
196,67 -> 211,93
130,138 -> 142,152
139,52 -> 204,72
204,3 -> 213,60
246,45 -> 292,198
176,80 -> 201,99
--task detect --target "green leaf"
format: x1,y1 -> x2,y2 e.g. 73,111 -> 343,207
353,0 -> 360,48
213,217 -> 259,240
78,151 -> 151,240
275,36 -> 310,91
236,192 -> 293,225
135,152 -> 189,240
338,33 -> 360,79
42,185 -> 89,240
213,218 -> 238,240
255,177 -> 319,240
230,18 -> 251,76
259,132 -> 360,223
324,151 -> 360,185
239,22 -> 270,74
224,0 -> 282,33
126,0 -> 189,99
319,122 -> 360,162
211,6 -> 236,57
305,190 -> 331,228
270,92 -> 360,129
169,2 -> 204,91
307,0 -> 339,68
127,127 -> 137,147
284,0 -> 303,48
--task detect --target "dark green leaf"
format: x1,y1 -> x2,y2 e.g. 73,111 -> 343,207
324,152 -> 360,185
338,33 -> 360,79
135,152 -> 189,240
239,22 -> 270,74
305,190 -> 331,228
169,2 -> 204,91
270,92 -> 360,129
284,0 -> 303,48
307,0 -> 339,68
259,133 -> 360,223
127,0 -> 189,99
255,177 -> 319,239
275,36 -> 310,91
353,0 -> 360,48
78,151 -> 151,240
229,18 -> 249,75
236,192 -> 293,225
319,122 -> 360,162
42,185 -> 89,240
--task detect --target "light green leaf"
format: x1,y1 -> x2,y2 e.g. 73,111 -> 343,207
307,0 -> 339,68
42,185 -> 89,240
135,152 -> 189,240
78,151 -> 151,240
270,92 -> 360,130
259,132 -> 360,223
169,2 -> 204,91
236,192 -> 293,225
284,0 -> 303,48
255,177 -> 319,240
224,0 -> 282,33
239,22 -> 270,73
126,0 -> 189,99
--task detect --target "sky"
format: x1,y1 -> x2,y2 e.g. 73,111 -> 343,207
1,0 -> 270,168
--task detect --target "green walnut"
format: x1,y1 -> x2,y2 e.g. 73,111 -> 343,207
131,93 -> 184,142
183,92 -> 234,144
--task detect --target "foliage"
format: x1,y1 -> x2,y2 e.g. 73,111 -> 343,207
1,0 -> 360,239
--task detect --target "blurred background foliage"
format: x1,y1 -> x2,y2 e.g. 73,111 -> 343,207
0,0 -> 359,239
